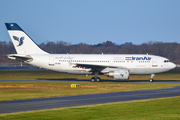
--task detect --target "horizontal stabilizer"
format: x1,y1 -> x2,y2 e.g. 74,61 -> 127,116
7,54 -> 33,62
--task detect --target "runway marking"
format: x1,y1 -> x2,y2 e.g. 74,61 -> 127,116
0,91 -> 177,109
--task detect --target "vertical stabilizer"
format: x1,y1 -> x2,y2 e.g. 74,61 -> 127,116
5,23 -> 48,54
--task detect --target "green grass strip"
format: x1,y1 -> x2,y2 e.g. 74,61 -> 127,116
0,96 -> 180,120
0,82 -> 179,101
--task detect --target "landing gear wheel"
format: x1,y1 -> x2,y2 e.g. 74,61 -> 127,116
91,77 -> 95,82
91,77 -> 101,82
96,77 -> 101,82
149,78 -> 154,82
150,74 -> 155,82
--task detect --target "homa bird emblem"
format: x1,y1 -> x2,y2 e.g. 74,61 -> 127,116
13,36 -> 24,46
120,74 -> 124,77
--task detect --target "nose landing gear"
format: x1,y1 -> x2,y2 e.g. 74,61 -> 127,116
149,74 -> 155,82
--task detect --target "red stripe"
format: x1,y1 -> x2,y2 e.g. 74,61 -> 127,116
125,59 -> 132,60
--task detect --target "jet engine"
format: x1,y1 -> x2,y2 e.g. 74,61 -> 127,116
105,69 -> 129,79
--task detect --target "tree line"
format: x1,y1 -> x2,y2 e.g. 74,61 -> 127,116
0,41 -> 179,64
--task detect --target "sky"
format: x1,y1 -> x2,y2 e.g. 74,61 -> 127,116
0,0 -> 180,45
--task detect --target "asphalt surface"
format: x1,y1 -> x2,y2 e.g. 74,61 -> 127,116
0,86 -> 180,114
0,80 -> 180,83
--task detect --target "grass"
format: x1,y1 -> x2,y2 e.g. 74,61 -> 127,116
0,68 -> 180,80
0,96 -> 180,120
0,68 -> 179,101
0,69 -> 179,119
0,82 -> 179,101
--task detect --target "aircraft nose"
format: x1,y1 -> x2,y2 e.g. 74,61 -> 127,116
171,62 -> 176,69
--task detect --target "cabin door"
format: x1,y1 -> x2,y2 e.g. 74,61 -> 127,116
152,58 -> 158,67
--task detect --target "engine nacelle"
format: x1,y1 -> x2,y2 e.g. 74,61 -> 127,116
105,69 -> 129,79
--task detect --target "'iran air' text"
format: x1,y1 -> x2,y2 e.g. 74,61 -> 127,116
132,57 -> 151,60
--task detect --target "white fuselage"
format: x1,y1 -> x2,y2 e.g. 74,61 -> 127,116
27,54 -> 176,75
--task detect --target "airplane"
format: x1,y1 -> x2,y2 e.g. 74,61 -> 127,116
5,23 -> 176,82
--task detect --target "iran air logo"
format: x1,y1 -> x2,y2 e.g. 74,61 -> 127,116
13,36 -> 24,46
125,57 -> 151,61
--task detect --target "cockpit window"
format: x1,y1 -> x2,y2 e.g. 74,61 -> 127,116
164,60 -> 170,63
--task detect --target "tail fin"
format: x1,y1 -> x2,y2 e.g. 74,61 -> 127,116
5,23 -> 48,54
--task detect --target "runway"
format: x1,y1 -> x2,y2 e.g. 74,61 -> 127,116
0,79 -> 180,83
0,86 -> 180,114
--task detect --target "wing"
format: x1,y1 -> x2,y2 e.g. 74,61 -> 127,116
75,63 -> 126,73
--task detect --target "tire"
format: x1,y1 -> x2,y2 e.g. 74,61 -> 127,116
96,77 -> 101,82
91,77 -> 95,82
150,79 -> 154,82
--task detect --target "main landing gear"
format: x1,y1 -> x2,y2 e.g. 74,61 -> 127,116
149,74 -> 155,82
91,72 -> 101,82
